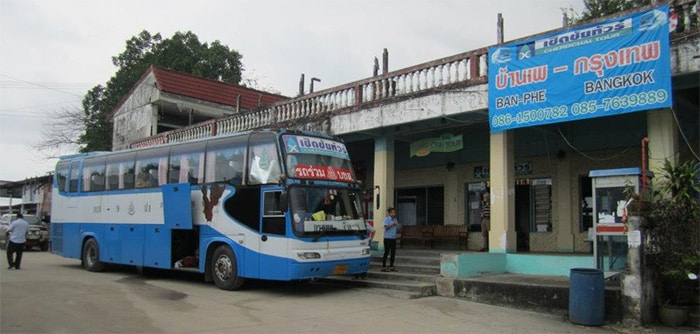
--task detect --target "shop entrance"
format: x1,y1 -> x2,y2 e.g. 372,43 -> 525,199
396,186 -> 444,226
515,182 -> 530,251
515,178 -> 553,252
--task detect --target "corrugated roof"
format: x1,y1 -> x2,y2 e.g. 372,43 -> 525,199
109,65 -> 289,120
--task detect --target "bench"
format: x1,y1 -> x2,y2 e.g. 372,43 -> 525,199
399,225 -> 434,248
399,225 -> 468,249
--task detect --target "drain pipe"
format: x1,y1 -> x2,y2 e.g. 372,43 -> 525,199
641,137 -> 650,194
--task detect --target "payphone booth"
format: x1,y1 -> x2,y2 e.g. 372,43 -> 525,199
589,167 -> 649,274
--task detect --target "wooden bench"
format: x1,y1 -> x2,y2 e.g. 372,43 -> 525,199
399,225 -> 433,248
432,225 -> 469,249
399,225 -> 468,249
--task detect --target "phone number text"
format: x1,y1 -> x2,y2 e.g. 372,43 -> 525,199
491,90 -> 668,128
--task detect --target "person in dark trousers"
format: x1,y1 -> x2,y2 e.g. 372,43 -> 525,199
480,192 -> 491,252
382,207 -> 399,272
6,213 -> 29,270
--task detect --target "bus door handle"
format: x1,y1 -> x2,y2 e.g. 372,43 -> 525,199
261,235 -> 268,242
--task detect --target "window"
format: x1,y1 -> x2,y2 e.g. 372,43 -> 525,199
170,142 -> 205,184
105,153 -> 135,190
135,148 -> 169,188
248,132 -> 280,185
69,161 -> 80,192
82,157 -> 106,192
56,161 -> 69,192
205,136 -> 247,184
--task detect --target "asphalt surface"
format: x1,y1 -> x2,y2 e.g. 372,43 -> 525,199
0,251 -> 695,333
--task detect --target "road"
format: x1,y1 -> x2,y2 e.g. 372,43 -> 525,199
0,251 -> 680,333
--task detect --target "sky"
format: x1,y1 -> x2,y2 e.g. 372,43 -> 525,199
0,0 -> 586,185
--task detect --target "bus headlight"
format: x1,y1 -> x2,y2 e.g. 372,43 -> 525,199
297,252 -> 321,260
362,247 -> 371,255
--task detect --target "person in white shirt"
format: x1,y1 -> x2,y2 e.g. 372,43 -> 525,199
6,213 -> 29,270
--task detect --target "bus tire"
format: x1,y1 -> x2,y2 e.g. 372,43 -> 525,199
211,245 -> 245,290
82,238 -> 107,272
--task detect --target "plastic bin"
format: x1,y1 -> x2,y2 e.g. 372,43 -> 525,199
569,268 -> 605,326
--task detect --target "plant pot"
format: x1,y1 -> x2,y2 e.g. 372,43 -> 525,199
659,304 -> 688,327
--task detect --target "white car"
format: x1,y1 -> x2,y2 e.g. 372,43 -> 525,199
0,214 -> 49,251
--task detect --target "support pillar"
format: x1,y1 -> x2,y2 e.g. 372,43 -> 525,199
373,136 -> 395,245
556,158 -> 575,252
489,131 -> 516,253
647,109 -> 678,174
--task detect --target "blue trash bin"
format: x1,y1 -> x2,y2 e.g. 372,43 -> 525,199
569,268 -> 604,326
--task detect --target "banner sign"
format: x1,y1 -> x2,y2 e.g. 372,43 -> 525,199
488,5 -> 672,132
293,165 -> 355,182
410,134 -> 463,157
283,135 -> 350,159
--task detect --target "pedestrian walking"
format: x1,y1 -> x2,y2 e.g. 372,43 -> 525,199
6,213 -> 29,270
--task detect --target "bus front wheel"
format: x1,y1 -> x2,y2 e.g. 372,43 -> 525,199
82,238 -> 106,272
211,245 -> 245,290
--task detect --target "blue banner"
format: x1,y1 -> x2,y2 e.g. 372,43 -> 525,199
488,6 -> 672,132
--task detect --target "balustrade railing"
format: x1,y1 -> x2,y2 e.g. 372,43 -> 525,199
131,0 -> 697,148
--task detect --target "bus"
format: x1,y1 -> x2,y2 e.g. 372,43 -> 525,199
50,129 -> 371,290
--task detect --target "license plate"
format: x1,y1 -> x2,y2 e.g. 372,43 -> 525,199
333,264 -> 348,275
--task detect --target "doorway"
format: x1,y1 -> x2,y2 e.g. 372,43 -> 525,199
515,182 -> 530,251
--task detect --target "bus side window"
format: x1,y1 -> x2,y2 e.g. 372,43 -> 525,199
56,162 -> 69,192
69,161 -> 80,193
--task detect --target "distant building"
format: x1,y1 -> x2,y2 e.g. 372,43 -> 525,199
107,65 -> 289,150
0,175 -> 52,220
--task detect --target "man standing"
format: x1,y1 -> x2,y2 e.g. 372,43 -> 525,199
480,192 -> 491,252
382,207 -> 399,272
6,213 -> 29,270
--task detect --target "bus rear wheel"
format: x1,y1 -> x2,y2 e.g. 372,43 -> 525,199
82,238 -> 106,272
211,245 -> 245,290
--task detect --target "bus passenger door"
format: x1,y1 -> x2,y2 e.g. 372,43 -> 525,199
153,183 -> 194,268
259,188 -> 288,279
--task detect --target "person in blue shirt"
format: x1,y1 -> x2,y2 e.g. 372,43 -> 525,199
6,213 -> 29,270
381,207 -> 399,272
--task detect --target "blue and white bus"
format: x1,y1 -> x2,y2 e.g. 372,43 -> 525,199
50,129 -> 371,290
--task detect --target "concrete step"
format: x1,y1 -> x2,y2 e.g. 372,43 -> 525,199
317,275 -> 436,298
369,263 -> 440,275
367,269 -> 437,283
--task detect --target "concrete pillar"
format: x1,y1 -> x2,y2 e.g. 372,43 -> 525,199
444,167 -> 460,226
489,131 -> 516,253
647,109 -> 678,175
556,158 -> 575,252
373,136 -> 395,245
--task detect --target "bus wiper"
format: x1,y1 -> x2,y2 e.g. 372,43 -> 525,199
312,228 -> 329,242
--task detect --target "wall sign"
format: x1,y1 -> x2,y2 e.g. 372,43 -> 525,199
488,6 -> 672,132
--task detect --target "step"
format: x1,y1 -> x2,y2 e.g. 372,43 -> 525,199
369,263 -> 440,275
367,269 -> 437,283
371,255 -> 441,267
318,275 -> 436,298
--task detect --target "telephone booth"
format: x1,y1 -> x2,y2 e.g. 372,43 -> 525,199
588,167 -> 650,274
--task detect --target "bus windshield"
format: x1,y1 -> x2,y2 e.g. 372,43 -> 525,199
289,186 -> 366,235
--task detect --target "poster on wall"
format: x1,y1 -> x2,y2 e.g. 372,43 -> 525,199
488,5 -> 672,132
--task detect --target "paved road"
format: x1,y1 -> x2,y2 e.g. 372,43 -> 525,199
0,251 -> 687,333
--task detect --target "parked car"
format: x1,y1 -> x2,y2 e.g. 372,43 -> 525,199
0,214 -> 49,251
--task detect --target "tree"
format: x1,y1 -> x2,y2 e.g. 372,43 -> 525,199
78,30 -> 243,152
565,0 -> 650,25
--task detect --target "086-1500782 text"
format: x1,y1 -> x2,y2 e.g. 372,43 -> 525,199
491,89 -> 668,128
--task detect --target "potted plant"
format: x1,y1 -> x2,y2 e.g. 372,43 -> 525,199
645,159 -> 700,327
